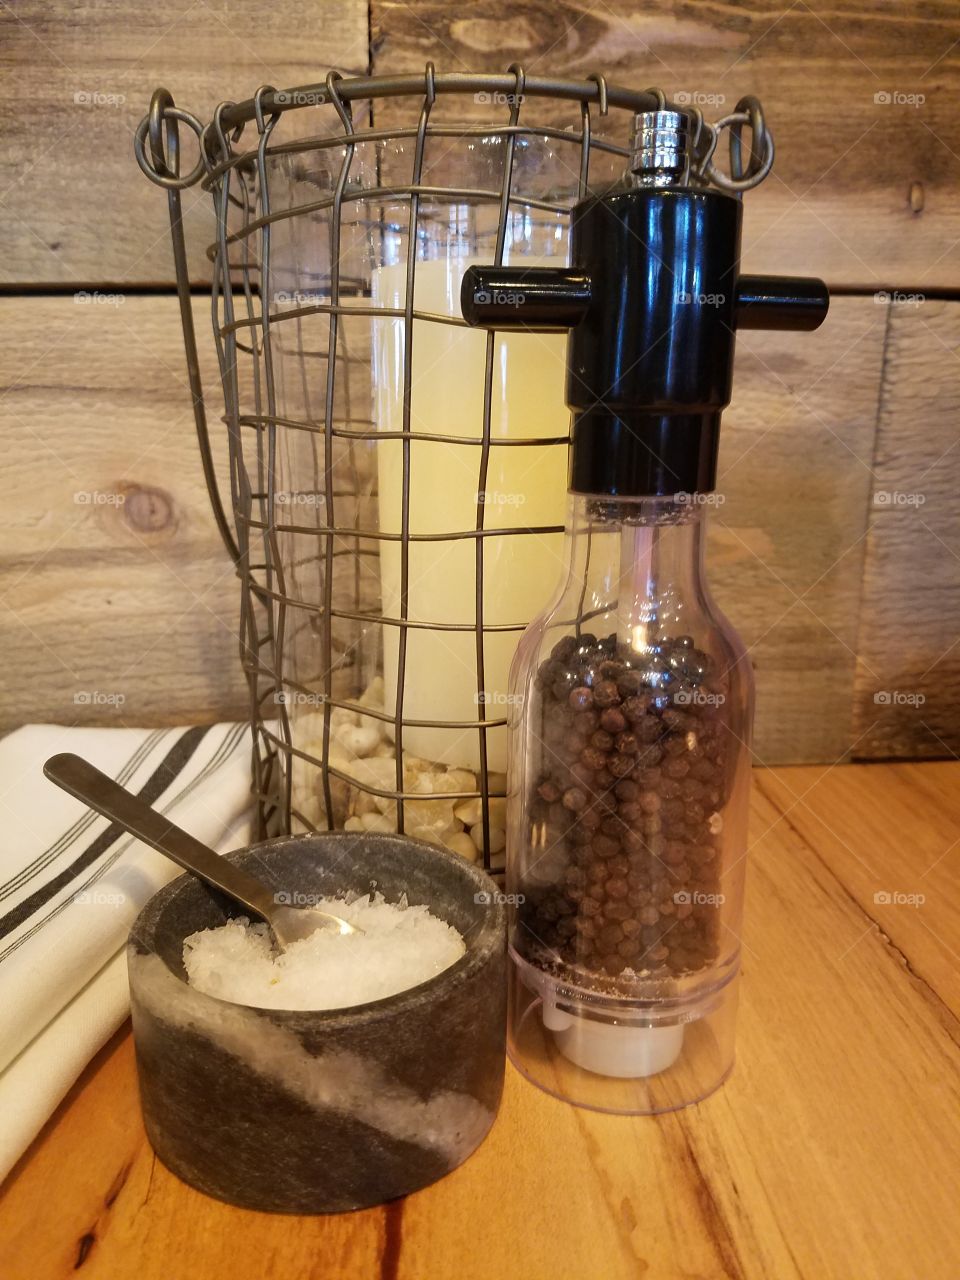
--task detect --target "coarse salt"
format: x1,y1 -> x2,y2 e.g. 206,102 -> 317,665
182,893 -> 465,1011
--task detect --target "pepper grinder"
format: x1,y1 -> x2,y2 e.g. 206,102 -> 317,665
461,105 -> 828,1113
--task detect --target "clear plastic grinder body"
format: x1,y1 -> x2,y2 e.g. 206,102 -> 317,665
462,104 -> 827,1113
504,494 -> 751,1114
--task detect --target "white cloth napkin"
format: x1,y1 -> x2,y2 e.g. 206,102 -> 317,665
0,721 -> 255,1183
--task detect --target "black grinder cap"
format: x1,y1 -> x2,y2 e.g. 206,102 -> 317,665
460,108 -> 828,498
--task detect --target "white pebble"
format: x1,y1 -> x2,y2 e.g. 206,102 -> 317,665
406,797 -> 457,835
360,811 -> 394,833
335,723 -> 381,758
445,769 -> 478,793
348,756 -> 401,795
330,706 -> 360,730
454,798 -> 482,827
406,825 -> 444,848
454,797 -> 506,828
469,824 -> 506,855
443,831 -> 481,862
290,712 -> 510,853
351,788 -> 381,818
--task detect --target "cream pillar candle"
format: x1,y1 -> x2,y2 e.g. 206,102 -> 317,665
371,257 -> 568,773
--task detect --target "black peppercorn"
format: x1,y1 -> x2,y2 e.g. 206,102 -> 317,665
518,628 -> 731,982
593,680 -> 621,709
562,787 -> 587,811
599,707 -> 627,734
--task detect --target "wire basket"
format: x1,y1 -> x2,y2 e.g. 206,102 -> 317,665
135,67 -> 678,870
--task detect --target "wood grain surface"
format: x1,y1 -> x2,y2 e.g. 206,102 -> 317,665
713,294 -> 886,763
0,295 -> 247,731
852,298 -> 960,759
1,762 -> 958,1279
0,294 -> 887,763
0,0 -> 369,284
3,0 -> 958,760
3,2 -> 958,285
367,0 -> 960,285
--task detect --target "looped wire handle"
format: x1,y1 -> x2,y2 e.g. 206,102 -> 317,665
253,84 -> 281,135
423,60 -> 437,109
700,96 -> 774,192
586,72 -> 609,116
133,88 -> 243,569
206,100 -> 245,174
134,89 -> 207,190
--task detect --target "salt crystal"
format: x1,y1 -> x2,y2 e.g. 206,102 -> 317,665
182,893 -> 465,1011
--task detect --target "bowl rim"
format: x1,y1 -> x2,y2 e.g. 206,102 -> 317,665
128,830 -> 506,1023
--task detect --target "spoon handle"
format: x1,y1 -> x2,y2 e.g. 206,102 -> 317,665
43,752 -> 277,922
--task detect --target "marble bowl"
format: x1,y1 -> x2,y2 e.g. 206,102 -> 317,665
127,832 -> 507,1213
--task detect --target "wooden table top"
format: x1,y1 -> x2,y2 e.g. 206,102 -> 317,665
2,761 -> 958,1280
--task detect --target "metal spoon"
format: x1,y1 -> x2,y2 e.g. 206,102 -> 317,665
43,752 -> 359,946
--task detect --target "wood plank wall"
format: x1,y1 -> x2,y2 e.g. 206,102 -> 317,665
1,1 -> 958,763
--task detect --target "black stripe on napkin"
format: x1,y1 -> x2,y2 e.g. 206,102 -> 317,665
0,729 -> 167,903
0,725 -> 210,942
0,722 -> 247,967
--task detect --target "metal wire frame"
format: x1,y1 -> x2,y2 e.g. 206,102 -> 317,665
135,65 -> 772,865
